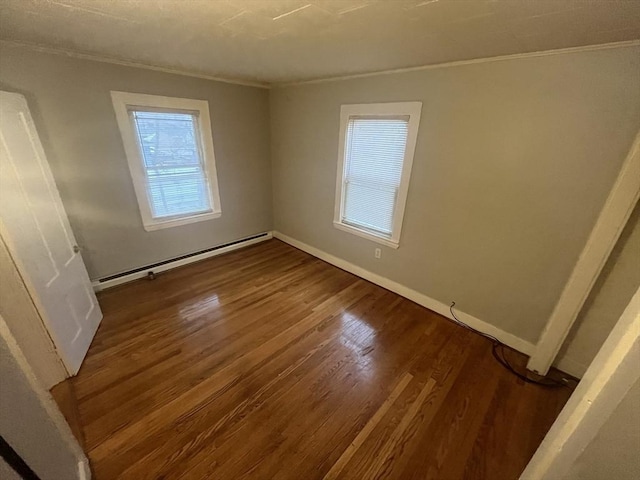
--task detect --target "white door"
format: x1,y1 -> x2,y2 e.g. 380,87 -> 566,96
0,91 -> 102,374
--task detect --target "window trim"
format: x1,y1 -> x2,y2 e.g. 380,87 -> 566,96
111,91 -> 222,232
333,102 -> 422,248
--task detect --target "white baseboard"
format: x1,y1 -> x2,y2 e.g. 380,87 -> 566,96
92,232 -> 273,291
554,356 -> 588,379
273,231 -> 535,356
78,458 -> 90,480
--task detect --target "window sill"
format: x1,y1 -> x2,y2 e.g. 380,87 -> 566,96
333,221 -> 399,249
144,211 -> 221,232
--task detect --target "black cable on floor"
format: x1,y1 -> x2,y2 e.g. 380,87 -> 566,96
449,302 -> 570,388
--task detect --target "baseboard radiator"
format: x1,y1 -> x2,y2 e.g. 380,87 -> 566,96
92,232 -> 272,291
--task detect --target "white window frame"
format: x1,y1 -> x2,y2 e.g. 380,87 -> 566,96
111,91 -> 222,232
333,102 -> 422,249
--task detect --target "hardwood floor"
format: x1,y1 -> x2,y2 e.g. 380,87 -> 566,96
63,239 -> 572,479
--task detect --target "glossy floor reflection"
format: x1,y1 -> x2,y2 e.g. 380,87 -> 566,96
63,239 -> 572,479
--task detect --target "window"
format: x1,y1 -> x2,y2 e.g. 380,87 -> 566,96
334,102 -> 422,248
111,91 -> 221,231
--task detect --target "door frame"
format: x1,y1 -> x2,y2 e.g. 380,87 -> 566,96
0,314 -> 89,479
527,132 -> 640,375
520,286 -> 640,479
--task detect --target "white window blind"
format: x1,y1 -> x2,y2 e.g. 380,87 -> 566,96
131,110 -> 212,219
341,116 -> 409,236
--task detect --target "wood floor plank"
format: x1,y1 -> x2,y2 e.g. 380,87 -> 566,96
52,239 -> 573,479
336,331 -> 480,480
117,288 -> 396,480
323,372 -> 413,480
361,377 -> 438,480
90,280 -> 374,477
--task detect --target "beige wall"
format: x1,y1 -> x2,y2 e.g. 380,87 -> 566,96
562,377 -> 640,480
0,43 -> 272,280
270,46 -> 640,344
0,458 -> 21,480
556,202 -> 640,377
1,42 -> 639,350
0,320 -> 84,480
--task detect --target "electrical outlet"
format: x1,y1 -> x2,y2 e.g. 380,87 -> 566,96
374,248 -> 381,259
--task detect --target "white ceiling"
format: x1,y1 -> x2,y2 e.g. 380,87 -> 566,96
1,0 -> 639,85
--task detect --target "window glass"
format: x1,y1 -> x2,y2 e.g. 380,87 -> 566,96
132,111 -> 212,219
